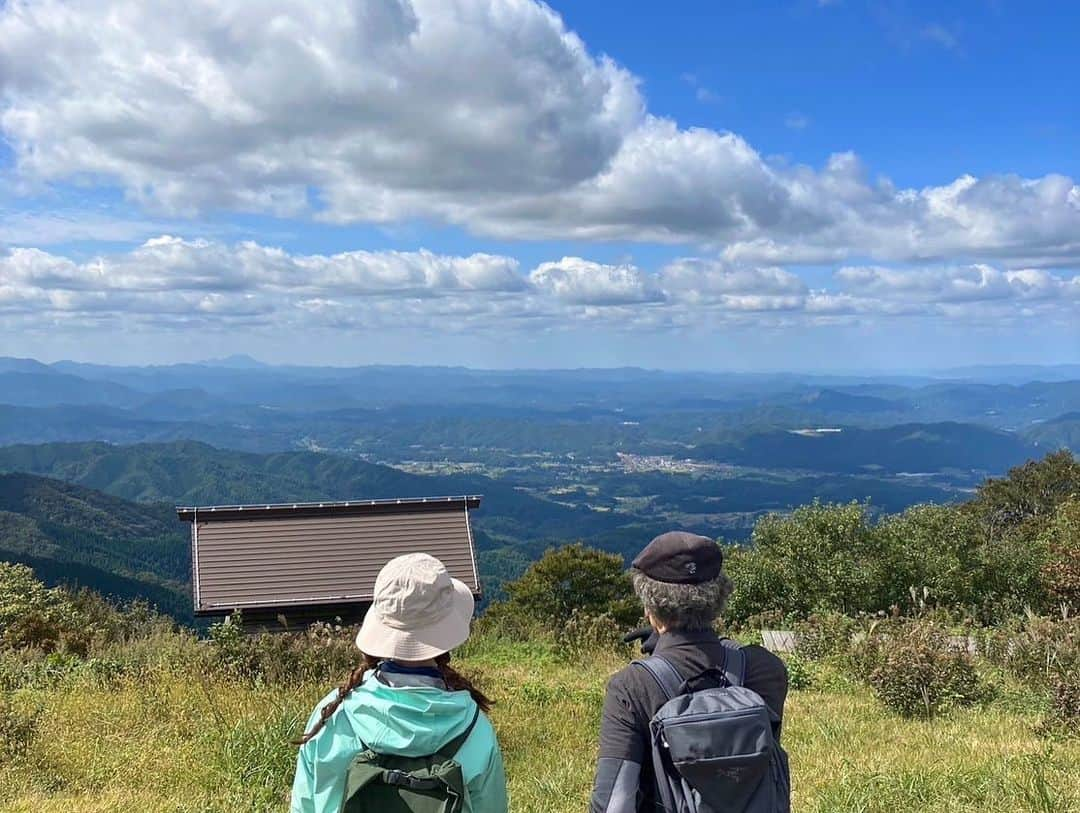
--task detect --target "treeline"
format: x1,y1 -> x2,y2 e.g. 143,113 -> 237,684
492,451 -> 1080,628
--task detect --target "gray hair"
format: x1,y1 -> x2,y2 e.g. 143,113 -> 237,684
631,568 -> 733,632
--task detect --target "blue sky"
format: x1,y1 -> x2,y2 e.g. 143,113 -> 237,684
0,0 -> 1077,369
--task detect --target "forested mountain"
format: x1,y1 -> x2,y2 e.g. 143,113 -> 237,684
688,423 -> 1039,474
0,440 -> 625,543
1026,413 -> 1080,452
0,473 -> 190,618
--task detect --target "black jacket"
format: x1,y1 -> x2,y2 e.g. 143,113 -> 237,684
590,630 -> 789,813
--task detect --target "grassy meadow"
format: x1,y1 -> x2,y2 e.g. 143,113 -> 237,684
1,626 -> 1076,813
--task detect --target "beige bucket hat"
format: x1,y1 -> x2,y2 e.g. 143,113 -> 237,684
355,553 -> 475,661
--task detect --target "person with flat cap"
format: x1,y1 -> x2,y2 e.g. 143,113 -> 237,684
590,531 -> 789,813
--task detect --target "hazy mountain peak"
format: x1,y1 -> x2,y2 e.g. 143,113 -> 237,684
197,354 -> 268,369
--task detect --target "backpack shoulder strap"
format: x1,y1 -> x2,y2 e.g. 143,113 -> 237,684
433,705 -> 480,763
720,639 -> 746,687
633,655 -> 684,701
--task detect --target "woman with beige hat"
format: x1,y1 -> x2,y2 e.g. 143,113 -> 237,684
290,553 -> 507,813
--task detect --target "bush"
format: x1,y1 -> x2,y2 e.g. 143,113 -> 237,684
1038,666 -> 1079,738
779,652 -> 814,690
1039,499 -> 1080,613
794,611 -> 860,660
986,615 -> 1079,690
0,563 -> 80,652
208,614 -> 360,685
555,610 -> 630,663
858,621 -> 987,718
0,695 -> 40,762
496,544 -> 639,629
724,502 -> 880,622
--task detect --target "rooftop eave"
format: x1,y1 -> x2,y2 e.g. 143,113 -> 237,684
176,495 -> 482,523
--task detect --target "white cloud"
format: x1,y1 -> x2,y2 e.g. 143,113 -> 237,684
3,239 -> 1075,338
835,264 -> 1080,304
0,238 -> 527,324
0,0 -> 642,217
2,0 -> 1078,268
529,257 -> 664,305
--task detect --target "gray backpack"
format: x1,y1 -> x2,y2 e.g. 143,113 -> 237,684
635,641 -> 790,813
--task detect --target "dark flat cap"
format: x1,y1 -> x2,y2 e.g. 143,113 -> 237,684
632,531 -> 723,584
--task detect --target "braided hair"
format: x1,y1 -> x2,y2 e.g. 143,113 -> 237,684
295,651 -> 491,745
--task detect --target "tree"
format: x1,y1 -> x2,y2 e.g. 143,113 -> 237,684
964,450 -> 1080,542
499,543 -> 638,628
0,562 -> 76,651
1040,498 -> 1080,612
724,501 -> 881,621
874,505 -> 983,611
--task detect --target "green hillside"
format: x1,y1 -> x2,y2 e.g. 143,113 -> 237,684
0,473 -> 190,619
0,440 -> 626,543
1025,412 -> 1080,453
688,422 -> 1040,473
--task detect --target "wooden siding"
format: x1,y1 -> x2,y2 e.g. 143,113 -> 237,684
191,507 -> 478,613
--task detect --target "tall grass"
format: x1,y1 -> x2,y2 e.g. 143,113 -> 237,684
1,626 -> 1077,813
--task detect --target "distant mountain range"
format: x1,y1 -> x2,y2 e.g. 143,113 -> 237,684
0,357 -> 1075,616
0,358 -> 1076,464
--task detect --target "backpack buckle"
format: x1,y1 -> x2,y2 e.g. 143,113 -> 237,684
384,770 -> 441,792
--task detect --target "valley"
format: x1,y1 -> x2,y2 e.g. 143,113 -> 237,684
0,358 -> 1077,609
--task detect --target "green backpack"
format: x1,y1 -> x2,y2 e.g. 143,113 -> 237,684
341,708 -> 479,813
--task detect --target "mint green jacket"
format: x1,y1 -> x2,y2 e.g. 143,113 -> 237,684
290,670 -> 507,813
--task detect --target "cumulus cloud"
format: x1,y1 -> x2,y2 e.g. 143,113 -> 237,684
2,0 -> 1079,267
529,258 -> 664,305
0,238 -> 529,331
3,239 -> 1075,337
836,264 -> 1080,304
0,0 -> 641,218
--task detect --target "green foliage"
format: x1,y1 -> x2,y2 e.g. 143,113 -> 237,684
723,452 -> 1079,624
779,652 -> 814,690
1039,499 -> 1080,612
554,610 -> 632,663
855,621 -> 987,718
208,614 -> 359,685
874,505 -> 983,609
794,611 -> 862,660
0,562 -> 81,652
725,501 -> 885,621
496,543 -> 638,628
964,450 -> 1080,543
0,695 -> 39,762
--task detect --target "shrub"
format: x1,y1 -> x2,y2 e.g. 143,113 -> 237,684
0,695 -> 40,762
554,610 -> 630,663
1039,499 -> 1080,613
794,611 -> 860,660
724,502 -> 881,621
779,652 -> 814,690
207,615 -> 361,685
497,544 -> 638,629
0,563 -> 79,652
208,613 -> 259,678
1038,666 -> 1079,738
861,621 -> 986,718
986,615 -> 1079,691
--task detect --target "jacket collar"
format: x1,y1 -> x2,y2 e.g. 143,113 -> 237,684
653,628 -> 722,655
374,661 -> 448,690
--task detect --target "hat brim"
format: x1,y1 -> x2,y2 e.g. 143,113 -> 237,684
355,577 -> 475,661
